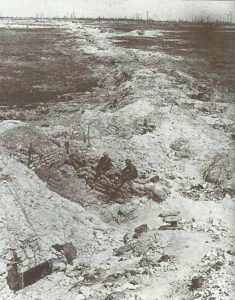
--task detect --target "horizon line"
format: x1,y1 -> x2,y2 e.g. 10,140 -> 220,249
0,16 -> 233,22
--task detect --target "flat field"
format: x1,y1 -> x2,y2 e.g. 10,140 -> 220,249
0,19 -> 234,106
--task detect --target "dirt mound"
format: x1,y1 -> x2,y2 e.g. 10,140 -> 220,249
0,122 -> 57,165
0,154 -> 105,296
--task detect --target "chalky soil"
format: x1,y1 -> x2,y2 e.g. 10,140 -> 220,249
0,18 -> 234,300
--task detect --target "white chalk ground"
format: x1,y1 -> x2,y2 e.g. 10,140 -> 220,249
0,19 -> 234,299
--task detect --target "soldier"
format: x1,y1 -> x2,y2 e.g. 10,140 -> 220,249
94,152 -> 113,181
120,159 -> 138,186
68,152 -> 84,170
112,159 -> 138,197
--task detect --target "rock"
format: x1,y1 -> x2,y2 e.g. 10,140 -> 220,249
227,248 -> 235,256
104,292 -> 125,300
164,215 -> 181,224
52,260 -> 66,272
139,256 -> 158,268
149,175 -> 160,183
130,280 -> 138,286
113,245 -> 128,257
159,211 -> 179,218
146,183 -> 168,202
158,255 -> 170,263
117,202 -> 137,220
191,181 -> 204,190
83,273 -> 98,283
170,138 -> 191,158
104,273 -> 123,283
189,275 -> 204,290
52,242 -> 77,265
133,224 -> 148,239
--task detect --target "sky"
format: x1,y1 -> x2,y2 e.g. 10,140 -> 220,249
0,0 -> 234,21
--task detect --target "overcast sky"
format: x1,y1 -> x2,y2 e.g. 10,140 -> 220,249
0,0 -> 234,21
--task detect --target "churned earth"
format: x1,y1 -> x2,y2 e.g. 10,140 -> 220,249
0,18 -> 234,299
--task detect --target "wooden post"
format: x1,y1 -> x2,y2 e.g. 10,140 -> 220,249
27,142 -> 33,167
87,123 -> 91,146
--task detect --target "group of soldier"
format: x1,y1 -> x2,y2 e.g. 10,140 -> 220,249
65,140 -> 138,193
94,152 -> 138,189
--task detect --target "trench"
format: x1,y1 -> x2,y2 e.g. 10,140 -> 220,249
7,260 -> 53,292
